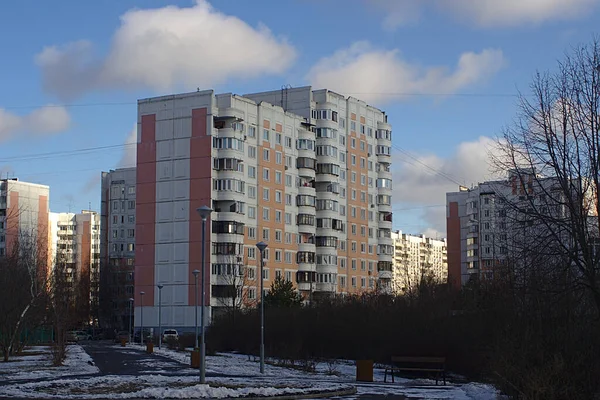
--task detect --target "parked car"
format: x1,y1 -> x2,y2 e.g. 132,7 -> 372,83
114,331 -> 130,343
162,329 -> 179,342
75,330 -> 92,341
66,331 -> 79,343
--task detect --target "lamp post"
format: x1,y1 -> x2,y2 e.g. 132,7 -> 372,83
128,298 -> 134,344
256,241 -> 268,374
157,284 -> 164,349
139,291 -> 145,345
196,205 -> 212,384
192,270 -> 199,350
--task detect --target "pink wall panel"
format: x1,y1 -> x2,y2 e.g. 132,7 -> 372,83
135,114 -> 157,306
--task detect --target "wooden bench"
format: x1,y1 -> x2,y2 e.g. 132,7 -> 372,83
383,356 -> 446,385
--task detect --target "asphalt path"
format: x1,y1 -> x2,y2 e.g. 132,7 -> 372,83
83,340 -> 199,376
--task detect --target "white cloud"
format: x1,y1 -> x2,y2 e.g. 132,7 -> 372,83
373,0 -> 600,30
118,124 -> 137,168
438,0 -> 600,28
0,106 -> 71,143
307,42 -> 506,104
82,174 -> 101,195
392,136 -> 500,233
369,0 -> 424,31
35,0 -> 297,100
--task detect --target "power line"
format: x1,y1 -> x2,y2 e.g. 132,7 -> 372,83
391,143 -> 465,186
0,143 -> 133,163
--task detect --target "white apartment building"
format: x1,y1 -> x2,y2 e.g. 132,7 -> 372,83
133,86 -> 393,331
49,210 -> 101,324
391,230 -> 447,294
446,168 -> 572,286
99,167 -> 136,330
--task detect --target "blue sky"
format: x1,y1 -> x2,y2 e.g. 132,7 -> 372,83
1,0 -> 598,236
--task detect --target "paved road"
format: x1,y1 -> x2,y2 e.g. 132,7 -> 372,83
83,341 -> 196,376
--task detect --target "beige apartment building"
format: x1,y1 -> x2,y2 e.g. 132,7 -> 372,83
132,86 -> 394,331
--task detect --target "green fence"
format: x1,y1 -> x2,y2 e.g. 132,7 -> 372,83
19,326 -> 54,344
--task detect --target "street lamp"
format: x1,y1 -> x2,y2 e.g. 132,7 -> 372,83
196,205 -> 212,384
192,269 -> 200,350
157,284 -> 164,349
128,298 -> 134,344
140,291 -> 145,345
256,241 -> 268,374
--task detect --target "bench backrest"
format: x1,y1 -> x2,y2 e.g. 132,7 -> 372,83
391,356 -> 445,364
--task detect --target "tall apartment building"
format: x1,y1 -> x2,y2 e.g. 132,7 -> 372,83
0,178 -> 50,260
446,168 -> 569,287
99,168 -> 136,330
49,211 -> 101,324
134,86 -> 393,331
391,230 -> 447,294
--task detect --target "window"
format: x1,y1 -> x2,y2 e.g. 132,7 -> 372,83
248,166 -> 256,178
127,229 -> 135,238
248,227 -> 256,239
248,126 -> 256,138
262,228 -> 270,241
262,207 -> 270,221
276,152 -> 282,164
248,186 -> 256,199
263,188 -> 269,201
128,187 -> 136,194
263,148 -> 270,161
263,168 -> 270,181
248,146 -> 256,158
263,129 -> 270,141
275,171 -> 282,184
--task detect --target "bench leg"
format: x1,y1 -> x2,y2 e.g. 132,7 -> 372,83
392,370 -> 395,383
384,369 -> 387,383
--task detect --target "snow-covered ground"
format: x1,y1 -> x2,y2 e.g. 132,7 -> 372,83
0,345 -> 99,382
0,344 -> 502,399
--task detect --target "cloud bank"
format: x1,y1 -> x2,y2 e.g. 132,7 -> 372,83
0,106 -> 71,143
308,42 -> 506,104
36,0 -> 297,100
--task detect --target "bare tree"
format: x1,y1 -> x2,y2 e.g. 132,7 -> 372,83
212,255 -> 257,324
0,227 -> 49,361
493,38 -> 600,317
48,252 -> 81,365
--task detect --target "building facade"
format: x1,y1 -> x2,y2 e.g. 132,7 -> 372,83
391,230 -> 447,294
99,168 -> 136,330
49,210 -> 101,325
134,86 -> 393,331
446,169 -> 568,287
0,178 -> 50,260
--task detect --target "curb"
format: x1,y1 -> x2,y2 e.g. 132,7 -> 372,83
220,387 -> 357,400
